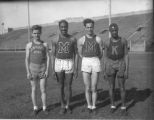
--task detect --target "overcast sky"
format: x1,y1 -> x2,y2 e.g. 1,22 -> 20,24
0,0 -> 152,29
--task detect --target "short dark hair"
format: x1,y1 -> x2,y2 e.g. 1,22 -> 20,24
31,25 -> 42,33
83,18 -> 94,27
109,23 -> 119,31
58,19 -> 68,27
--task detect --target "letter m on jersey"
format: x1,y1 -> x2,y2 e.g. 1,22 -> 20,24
58,42 -> 70,53
86,41 -> 96,52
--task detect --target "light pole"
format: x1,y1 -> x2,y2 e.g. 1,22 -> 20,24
108,0 -> 111,38
27,0 -> 31,42
1,22 -> 4,35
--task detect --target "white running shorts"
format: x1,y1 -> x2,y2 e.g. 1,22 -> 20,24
81,57 -> 101,73
55,58 -> 74,73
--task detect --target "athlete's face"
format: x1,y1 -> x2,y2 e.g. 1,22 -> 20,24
110,26 -> 118,38
85,23 -> 94,36
59,22 -> 68,36
32,29 -> 41,40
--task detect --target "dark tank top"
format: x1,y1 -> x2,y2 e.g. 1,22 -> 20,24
82,35 -> 100,57
106,37 -> 125,60
30,41 -> 46,64
55,35 -> 75,59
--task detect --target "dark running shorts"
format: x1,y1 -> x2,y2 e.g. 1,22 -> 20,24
29,63 -> 46,80
105,58 -> 126,77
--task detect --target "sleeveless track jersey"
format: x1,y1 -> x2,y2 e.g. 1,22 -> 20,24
30,41 -> 47,64
55,35 -> 75,59
82,35 -> 100,57
106,37 -> 125,60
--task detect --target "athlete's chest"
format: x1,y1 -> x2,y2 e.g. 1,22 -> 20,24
31,44 -> 45,54
108,40 -> 124,55
84,37 -> 98,51
56,38 -> 74,53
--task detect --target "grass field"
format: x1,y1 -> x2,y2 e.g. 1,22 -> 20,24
0,52 -> 153,119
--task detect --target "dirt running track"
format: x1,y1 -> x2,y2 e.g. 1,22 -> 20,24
0,52 -> 153,119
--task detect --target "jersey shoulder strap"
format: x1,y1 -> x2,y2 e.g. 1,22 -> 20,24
121,37 -> 129,49
51,34 -> 59,44
104,38 -> 110,48
29,42 -> 33,49
120,37 -> 127,46
43,42 -> 47,47
79,35 -> 86,45
83,35 -> 96,44
95,35 -> 101,44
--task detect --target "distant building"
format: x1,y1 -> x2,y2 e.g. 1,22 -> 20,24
8,28 -> 13,32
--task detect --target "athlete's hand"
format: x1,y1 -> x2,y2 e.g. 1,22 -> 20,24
27,73 -> 32,80
103,72 -> 107,81
73,70 -> 78,80
44,71 -> 49,78
124,70 -> 128,79
52,71 -> 57,81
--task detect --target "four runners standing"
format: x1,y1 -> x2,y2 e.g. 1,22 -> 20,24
25,20 -> 129,116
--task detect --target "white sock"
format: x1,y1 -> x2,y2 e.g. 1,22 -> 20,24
121,106 -> 126,110
91,106 -> 96,110
43,106 -> 47,111
65,105 -> 68,109
87,105 -> 92,109
33,106 -> 38,110
111,105 -> 116,109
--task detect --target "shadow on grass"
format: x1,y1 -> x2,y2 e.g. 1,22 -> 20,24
47,87 -> 152,112
47,102 -> 61,111
125,87 -> 152,110
96,87 -> 152,111
47,92 -> 85,111
71,92 -> 86,110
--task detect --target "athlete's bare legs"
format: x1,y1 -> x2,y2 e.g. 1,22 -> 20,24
40,78 -> 47,111
91,72 -> 99,110
65,73 -> 73,113
82,72 -> 92,109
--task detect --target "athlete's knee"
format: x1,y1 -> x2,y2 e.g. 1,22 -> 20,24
40,87 -> 46,94
109,87 -> 115,93
91,87 -> 97,93
85,87 -> 91,93
108,81 -> 115,88
31,85 -> 37,91
58,81 -> 64,87
117,77 -> 125,87
117,72 -> 125,78
66,84 -> 72,91
120,84 -> 125,91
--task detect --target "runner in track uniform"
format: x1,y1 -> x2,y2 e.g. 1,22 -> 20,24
51,20 -> 78,114
78,19 -> 103,114
25,25 -> 50,115
103,23 -> 129,115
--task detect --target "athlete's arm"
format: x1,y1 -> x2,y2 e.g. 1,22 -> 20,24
124,38 -> 129,79
103,40 -> 108,80
51,38 -> 56,78
77,36 -> 84,58
73,38 -> 79,79
44,43 -> 50,77
96,36 -> 103,59
25,42 -> 32,79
